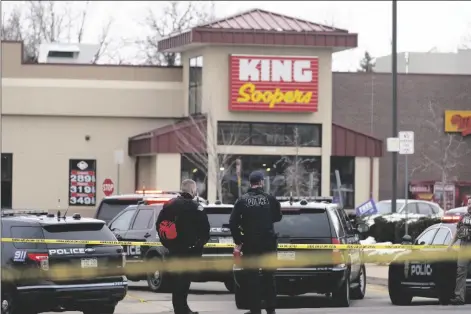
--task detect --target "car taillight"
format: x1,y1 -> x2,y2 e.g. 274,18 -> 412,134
27,253 -> 49,271
331,238 -> 344,265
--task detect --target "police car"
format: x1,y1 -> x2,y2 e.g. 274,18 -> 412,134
94,190 -> 180,223
108,201 -> 235,292
1,210 -> 127,314
388,220 -> 466,305
233,197 -> 370,308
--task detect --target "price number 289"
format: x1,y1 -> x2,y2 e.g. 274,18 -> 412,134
70,174 -> 96,183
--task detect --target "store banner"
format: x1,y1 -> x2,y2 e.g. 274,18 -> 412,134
356,199 -> 378,216
229,55 -> 319,112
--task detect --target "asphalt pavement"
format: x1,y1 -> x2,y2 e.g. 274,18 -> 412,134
44,280 -> 471,314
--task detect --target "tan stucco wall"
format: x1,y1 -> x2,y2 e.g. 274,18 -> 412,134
154,154 -> 181,191
354,157 -> 380,207
182,46 -> 333,202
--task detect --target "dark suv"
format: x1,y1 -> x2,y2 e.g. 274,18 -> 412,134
1,210 -> 127,314
233,200 -> 369,308
108,203 -> 235,292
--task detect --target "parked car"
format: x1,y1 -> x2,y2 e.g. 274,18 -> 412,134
441,206 -> 467,223
233,199 -> 370,308
388,220 -> 463,305
362,199 -> 444,226
108,202 -> 235,293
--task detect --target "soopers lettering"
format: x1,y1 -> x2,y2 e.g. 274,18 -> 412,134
411,264 -> 432,276
247,196 -> 269,207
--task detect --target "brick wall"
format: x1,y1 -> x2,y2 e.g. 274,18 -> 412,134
332,72 -> 471,200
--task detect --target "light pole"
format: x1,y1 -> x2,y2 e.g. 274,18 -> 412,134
391,0 -> 398,212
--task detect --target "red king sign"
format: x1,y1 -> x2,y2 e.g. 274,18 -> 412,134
229,55 -> 319,112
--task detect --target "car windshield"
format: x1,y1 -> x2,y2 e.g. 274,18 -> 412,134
42,223 -> 116,248
375,201 -> 405,215
96,199 -> 140,222
275,210 -> 330,238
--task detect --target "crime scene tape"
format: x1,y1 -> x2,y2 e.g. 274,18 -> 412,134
0,238 -> 451,250
2,246 -> 471,283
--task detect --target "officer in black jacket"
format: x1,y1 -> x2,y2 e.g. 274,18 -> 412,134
156,179 -> 210,314
229,171 -> 282,314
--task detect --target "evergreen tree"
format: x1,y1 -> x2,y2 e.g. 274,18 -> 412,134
359,51 -> 376,72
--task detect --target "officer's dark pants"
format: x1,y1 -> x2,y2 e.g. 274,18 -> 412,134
169,250 -> 200,313
455,242 -> 471,302
244,239 -> 277,312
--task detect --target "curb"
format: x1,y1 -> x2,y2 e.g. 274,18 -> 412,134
367,276 -> 387,287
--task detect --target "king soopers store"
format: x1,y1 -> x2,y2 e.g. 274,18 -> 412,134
1,9 -> 382,215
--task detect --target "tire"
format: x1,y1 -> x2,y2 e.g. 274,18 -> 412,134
224,279 -> 235,293
332,275 -> 350,307
82,304 -> 115,314
234,283 -> 249,309
388,265 -> 413,305
146,256 -> 170,293
351,265 -> 366,300
1,289 -> 15,314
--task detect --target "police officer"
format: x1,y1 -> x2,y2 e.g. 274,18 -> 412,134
156,179 -> 210,314
448,198 -> 471,305
229,171 -> 282,314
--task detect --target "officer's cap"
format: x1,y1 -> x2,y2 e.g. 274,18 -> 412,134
249,171 -> 264,184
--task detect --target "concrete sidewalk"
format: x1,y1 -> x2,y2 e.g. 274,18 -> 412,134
366,264 -> 388,287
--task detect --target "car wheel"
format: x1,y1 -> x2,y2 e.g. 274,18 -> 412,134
388,265 -> 413,305
332,275 -> 350,307
224,279 -> 235,293
1,290 -> 14,314
146,256 -> 170,293
351,265 -> 366,300
82,304 -> 116,314
234,282 -> 249,309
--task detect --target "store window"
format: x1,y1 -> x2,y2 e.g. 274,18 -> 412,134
217,122 -> 321,147
1,153 -> 13,209
330,157 -> 355,209
189,56 -> 203,115
180,155 -> 208,200
220,155 -> 321,204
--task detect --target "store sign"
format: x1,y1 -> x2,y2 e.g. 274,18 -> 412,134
68,159 -> 97,206
444,110 -> 471,136
229,55 -> 319,112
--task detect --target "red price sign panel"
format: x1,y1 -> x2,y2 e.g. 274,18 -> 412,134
68,159 -> 97,206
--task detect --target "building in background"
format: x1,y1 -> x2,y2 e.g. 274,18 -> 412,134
375,49 -> 471,75
1,9 -> 383,215
37,43 -> 101,64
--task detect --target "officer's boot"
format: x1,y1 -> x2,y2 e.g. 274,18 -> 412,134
266,309 -> 276,314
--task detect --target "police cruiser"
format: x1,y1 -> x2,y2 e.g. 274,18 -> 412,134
388,219 -> 466,305
108,201 -> 235,292
233,197 -> 370,308
1,209 -> 127,314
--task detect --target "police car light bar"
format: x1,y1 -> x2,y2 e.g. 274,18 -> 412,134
441,215 -> 462,223
276,196 -> 333,203
135,190 -> 180,195
1,209 -> 49,216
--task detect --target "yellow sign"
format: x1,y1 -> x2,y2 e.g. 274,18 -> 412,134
444,110 -> 471,136
237,83 -> 312,108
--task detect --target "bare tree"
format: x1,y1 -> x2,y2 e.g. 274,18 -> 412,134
174,114 -> 248,202
412,101 -> 471,210
137,1 -> 216,66
1,1 -> 114,63
273,127 -> 320,197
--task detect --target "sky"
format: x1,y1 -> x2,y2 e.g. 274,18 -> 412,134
2,1 -> 470,71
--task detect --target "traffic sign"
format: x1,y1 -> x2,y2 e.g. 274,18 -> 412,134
399,131 -> 414,155
102,178 -> 115,196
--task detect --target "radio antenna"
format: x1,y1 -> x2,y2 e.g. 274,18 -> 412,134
62,198 -> 70,219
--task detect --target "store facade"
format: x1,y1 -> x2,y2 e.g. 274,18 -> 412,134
1,9 -> 382,215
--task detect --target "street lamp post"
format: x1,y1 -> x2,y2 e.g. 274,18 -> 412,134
391,0 -> 398,213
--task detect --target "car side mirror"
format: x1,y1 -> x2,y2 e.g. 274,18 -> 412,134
356,223 -> 369,233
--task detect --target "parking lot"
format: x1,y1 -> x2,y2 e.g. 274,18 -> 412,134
44,280 -> 470,314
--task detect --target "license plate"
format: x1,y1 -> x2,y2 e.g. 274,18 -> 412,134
219,237 -> 234,244
277,251 -> 295,261
81,258 -> 98,268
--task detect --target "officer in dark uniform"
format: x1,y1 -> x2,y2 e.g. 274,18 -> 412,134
156,179 -> 210,314
448,198 -> 471,305
229,171 -> 282,314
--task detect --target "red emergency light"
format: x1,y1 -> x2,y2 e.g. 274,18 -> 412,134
442,215 -> 462,223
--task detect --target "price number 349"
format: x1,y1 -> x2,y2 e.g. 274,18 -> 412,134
69,196 -> 96,205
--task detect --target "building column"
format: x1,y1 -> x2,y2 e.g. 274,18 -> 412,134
153,153 -> 181,191
321,124 -> 332,197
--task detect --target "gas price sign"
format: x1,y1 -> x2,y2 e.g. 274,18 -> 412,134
68,159 -> 97,206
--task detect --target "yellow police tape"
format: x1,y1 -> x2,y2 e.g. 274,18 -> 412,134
2,237 -> 471,282
0,237 -> 450,250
